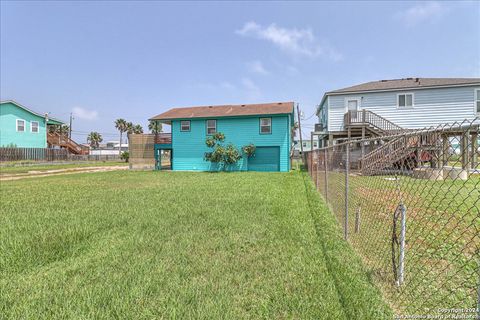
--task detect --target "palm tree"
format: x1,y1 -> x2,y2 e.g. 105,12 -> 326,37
59,125 -> 70,138
49,124 -> 69,137
48,124 -> 70,145
132,124 -> 143,134
87,131 -> 103,149
148,120 -> 162,134
125,121 -> 134,135
114,118 -> 127,155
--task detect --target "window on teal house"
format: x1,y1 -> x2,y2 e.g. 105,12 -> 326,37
206,120 -> 216,134
260,118 -> 271,134
180,120 -> 190,132
31,121 -> 39,133
16,119 -> 25,132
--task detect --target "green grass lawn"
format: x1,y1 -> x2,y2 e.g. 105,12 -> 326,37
0,170 -> 391,319
0,161 -> 127,175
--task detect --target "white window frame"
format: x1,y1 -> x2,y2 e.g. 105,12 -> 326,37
397,93 -> 414,108
206,119 -> 216,135
259,117 -> 272,134
16,119 -> 25,132
344,97 -> 361,113
31,121 -> 39,133
475,89 -> 480,115
180,120 -> 190,132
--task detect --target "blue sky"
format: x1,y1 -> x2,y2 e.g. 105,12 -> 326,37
1,1 -> 479,142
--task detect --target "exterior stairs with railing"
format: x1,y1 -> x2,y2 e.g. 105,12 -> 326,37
344,109 -> 404,137
343,110 -> 441,174
47,132 -> 90,155
359,132 -> 441,175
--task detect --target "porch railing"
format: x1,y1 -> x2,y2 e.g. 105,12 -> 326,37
344,109 -> 404,134
154,133 -> 172,144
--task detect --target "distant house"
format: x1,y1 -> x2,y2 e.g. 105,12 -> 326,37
149,102 -> 295,172
315,78 -> 480,146
90,141 -> 128,156
0,100 -> 89,154
293,139 -> 318,157
0,100 -> 65,148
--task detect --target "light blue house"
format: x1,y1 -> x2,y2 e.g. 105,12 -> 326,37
0,100 -> 65,148
149,102 -> 295,172
293,139 -> 319,157
316,78 -> 480,146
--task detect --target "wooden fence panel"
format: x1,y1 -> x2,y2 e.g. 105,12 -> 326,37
1,148 -> 123,162
0,147 -> 68,162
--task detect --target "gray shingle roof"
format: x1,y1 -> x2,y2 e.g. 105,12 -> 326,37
327,78 -> 480,94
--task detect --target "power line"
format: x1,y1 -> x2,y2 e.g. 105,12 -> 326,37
71,130 -> 119,135
303,112 -> 317,121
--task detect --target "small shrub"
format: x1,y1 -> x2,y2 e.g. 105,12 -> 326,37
242,144 -> 256,158
120,151 -> 129,162
212,132 -> 225,141
206,137 -> 216,148
204,132 -> 241,170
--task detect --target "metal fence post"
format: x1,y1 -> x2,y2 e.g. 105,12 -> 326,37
477,258 -> 480,320
398,203 -> 406,285
315,151 -> 319,189
355,207 -> 361,233
344,142 -> 349,240
324,148 -> 328,201
310,132 -> 314,177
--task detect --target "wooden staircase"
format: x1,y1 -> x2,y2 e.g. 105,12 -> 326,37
47,132 -> 90,155
360,132 -> 441,175
343,110 -> 443,174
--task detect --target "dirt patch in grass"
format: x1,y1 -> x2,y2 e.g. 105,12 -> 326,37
0,165 -> 128,181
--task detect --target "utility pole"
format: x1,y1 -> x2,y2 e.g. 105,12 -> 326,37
69,113 -> 73,139
296,103 -> 304,161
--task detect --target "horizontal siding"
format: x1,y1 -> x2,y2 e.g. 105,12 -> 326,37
326,86 -> 479,131
172,115 -> 291,172
317,98 -> 328,130
0,102 -> 47,148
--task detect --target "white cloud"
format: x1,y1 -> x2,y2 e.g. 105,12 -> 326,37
247,60 -> 269,75
219,81 -> 236,90
236,21 -> 342,61
396,1 -> 448,27
286,65 -> 299,76
241,77 -> 262,100
189,78 -> 261,101
192,81 -> 236,91
72,107 -> 98,121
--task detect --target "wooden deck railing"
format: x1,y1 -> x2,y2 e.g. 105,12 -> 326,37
154,133 -> 172,144
344,110 -> 404,134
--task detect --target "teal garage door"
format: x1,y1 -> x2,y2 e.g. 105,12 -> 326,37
248,146 -> 280,172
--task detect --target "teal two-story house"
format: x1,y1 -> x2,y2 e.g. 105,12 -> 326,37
149,102 -> 295,172
0,100 -> 65,148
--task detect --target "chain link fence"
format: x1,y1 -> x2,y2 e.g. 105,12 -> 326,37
305,118 -> 480,317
